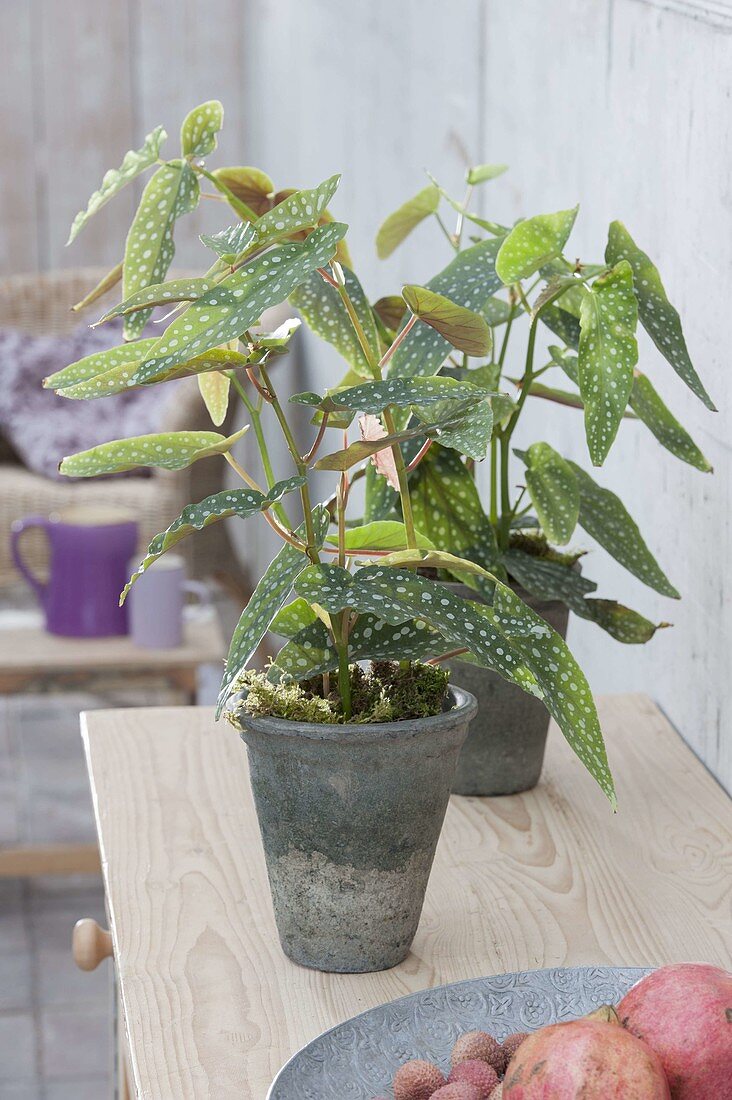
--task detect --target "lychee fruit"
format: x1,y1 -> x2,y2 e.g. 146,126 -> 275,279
497,1032 -> 529,1075
393,1058 -> 446,1100
451,1031 -> 502,1072
448,1058 -> 499,1097
431,1085 -> 483,1100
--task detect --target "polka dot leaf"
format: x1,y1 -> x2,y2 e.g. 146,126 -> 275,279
504,548 -> 598,612
67,125 -> 167,245
578,260 -> 638,465
58,426 -> 248,478
216,506 -> 329,714
524,441 -> 579,545
180,100 -> 224,158
605,220 -> 715,410
579,600 -> 667,644
198,370 -> 230,426
199,221 -> 256,263
568,460 -> 680,598
44,338 -> 159,391
269,598 -> 318,639
122,162 -> 200,339
376,184 -> 440,260
97,277 -> 217,325
249,175 -> 341,250
290,264 -> 380,378
321,376 -> 493,416
629,372 -> 712,472
495,206 -> 579,285
539,302 -> 581,349
134,222 -> 346,384
401,284 -> 492,357
121,476 -> 305,603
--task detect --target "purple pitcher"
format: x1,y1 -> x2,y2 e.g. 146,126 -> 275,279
11,506 -> 138,637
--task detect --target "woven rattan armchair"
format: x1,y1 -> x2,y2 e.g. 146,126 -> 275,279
0,268 -> 246,590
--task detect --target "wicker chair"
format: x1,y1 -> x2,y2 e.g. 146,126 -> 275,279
0,268 -> 246,590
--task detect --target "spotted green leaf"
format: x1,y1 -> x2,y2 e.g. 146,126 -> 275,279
59,427 -> 247,478
44,339 -> 159,390
410,446 -> 499,570
200,222 -> 256,262
388,238 -> 503,385
290,265 -> 379,378
581,600 -> 667,644
325,521 -> 434,553
250,175 -> 341,249
402,285 -> 492,357
578,261 -> 638,465
524,442 -> 579,545
134,223 -> 347,384
180,100 -> 224,157
198,371 -> 230,425
496,206 -> 578,285
568,460 -> 679,597
122,162 -> 200,339
489,583 -> 615,805
630,372 -> 712,472
482,296 -> 513,326
272,614 -> 438,681
376,184 -> 440,259
540,302 -> 581,349
419,397 -> 493,460
321,375 -> 492,416
122,477 -> 304,603
217,506 -> 329,714
67,126 -> 167,245
97,277 -> 217,324
269,598 -> 318,638
605,221 -> 715,410
466,163 -> 508,186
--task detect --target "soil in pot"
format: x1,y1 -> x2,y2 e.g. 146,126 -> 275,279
232,673 -> 477,974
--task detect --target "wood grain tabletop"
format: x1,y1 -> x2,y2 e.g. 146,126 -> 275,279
81,694 -> 732,1099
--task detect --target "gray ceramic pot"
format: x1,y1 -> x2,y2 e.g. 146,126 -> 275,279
445,582 -> 569,797
237,685 -> 477,974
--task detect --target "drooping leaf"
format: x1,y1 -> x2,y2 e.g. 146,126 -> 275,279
578,260 -> 638,465
466,163 -> 508,185
581,599 -> 667,644
376,184 -> 440,259
378,548 -> 493,577
199,222 -> 256,262
524,442 -> 579,545
180,100 -> 224,157
133,223 -> 347,384
496,206 -> 579,284
540,303 -> 581,349
318,375 -> 493,416
59,427 -> 247,478
216,506 -> 329,715
290,265 -> 379,378
489,583 -> 615,804
410,446 -> 500,570
96,277 -> 217,324
325,521 -> 434,553
415,396 -> 493,460
44,338 -> 159,390
122,161 -> 200,339
67,125 -> 167,245
249,175 -> 341,249
387,238 -> 503,389
71,262 -> 123,313
122,477 -> 305,602
605,221 -> 715,410
629,372 -> 712,472
373,295 -> 406,332
198,371 -> 230,425
568,460 -> 679,597
402,285 -> 492,357
212,166 -> 274,218
269,597 -> 318,638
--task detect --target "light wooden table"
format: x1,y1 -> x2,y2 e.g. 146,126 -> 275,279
80,695 -> 731,1099
0,615 -> 225,878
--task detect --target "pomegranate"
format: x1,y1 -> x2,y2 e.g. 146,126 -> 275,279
618,963 -> 732,1098
503,1018 -> 670,1098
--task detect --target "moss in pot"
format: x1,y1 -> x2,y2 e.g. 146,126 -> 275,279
51,100 -> 623,972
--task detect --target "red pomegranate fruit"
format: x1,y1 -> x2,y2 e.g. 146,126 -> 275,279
503,1017 -> 670,1098
618,962 -> 732,1099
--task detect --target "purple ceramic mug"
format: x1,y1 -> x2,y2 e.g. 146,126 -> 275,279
127,553 -> 210,649
11,506 -> 138,637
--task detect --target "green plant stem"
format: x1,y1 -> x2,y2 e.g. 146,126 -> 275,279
229,372 -> 291,527
434,210 -> 458,251
490,436 -> 498,524
331,614 -> 352,720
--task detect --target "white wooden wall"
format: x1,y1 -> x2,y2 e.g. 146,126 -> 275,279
1,0 -> 729,790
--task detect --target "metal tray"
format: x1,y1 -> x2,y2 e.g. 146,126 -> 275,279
268,965 -> 650,1099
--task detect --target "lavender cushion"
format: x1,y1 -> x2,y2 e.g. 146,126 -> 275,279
0,320 -> 181,479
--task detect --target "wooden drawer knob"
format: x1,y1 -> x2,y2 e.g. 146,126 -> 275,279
73,918 -> 113,971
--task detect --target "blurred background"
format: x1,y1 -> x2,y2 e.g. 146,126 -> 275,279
0,1 -> 729,1094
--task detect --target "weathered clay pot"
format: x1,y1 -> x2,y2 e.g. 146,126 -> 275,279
237,685 -> 477,973
445,582 -> 570,797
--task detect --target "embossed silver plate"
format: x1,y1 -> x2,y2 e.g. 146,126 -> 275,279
268,965 -> 651,1099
